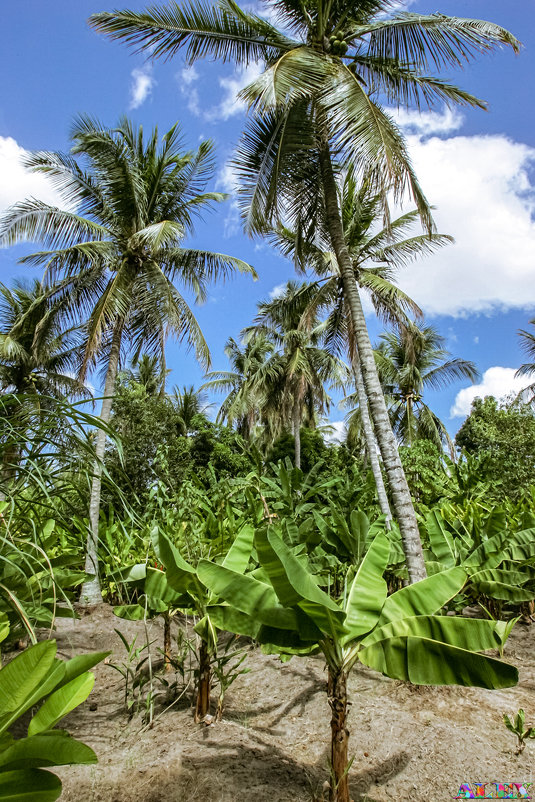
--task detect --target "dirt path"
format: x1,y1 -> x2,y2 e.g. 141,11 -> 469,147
52,605 -> 534,801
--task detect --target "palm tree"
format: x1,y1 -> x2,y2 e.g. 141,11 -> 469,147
90,1 -> 518,592
516,319 -> 535,402
0,279 -> 87,400
245,281 -> 348,468
172,384 -> 210,433
0,117 -> 254,604
131,353 -> 169,396
275,175 -> 451,521
202,333 -> 274,440
374,322 -> 479,454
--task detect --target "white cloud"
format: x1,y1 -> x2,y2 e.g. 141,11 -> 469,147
129,66 -> 155,109
392,106 -> 464,137
390,108 -> 535,317
269,283 -> 286,299
450,367 -> 532,418
324,420 -> 346,444
0,136 -> 68,217
177,66 -> 201,116
206,63 -> 264,121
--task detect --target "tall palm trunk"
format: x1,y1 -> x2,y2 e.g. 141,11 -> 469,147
79,319 -> 124,605
348,337 -> 392,526
292,396 -> 301,469
319,142 -> 426,583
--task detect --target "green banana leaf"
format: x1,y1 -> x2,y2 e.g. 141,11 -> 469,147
221,524 -> 255,574
256,529 -> 345,638
344,533 -> 390,641
361,615 -> 506,651
0,734 -> 96,771
359,635 -> 518,688
469,568 -> 535,603
0,768 -> 62,801
53,651 -> 110,691
197,560 -> 298,631
28,673 -> 95,736
426,510 -> 456,567
205,604 -> 261,639
152,530 -> 201,596
0,614 -> 9,645
377,567 -> 467,625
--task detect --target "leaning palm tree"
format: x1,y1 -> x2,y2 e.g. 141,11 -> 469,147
0,279 -> 87,400
274,175 -> 452,521
245,281 -> 349,468
374,322 -> 479,454
0,117 -> 254,604
91,0 -> 518,590
202,333 -> 275,440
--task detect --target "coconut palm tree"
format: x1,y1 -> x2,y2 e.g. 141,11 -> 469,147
202,333 -> 275,440
274,175 -> 452,521
374,322 -> 479,454
0,279 -> 87,400
172,384 -> 210,433
245,281 -> 348,468
0,117 -> 254,604
90,0 -> 518,588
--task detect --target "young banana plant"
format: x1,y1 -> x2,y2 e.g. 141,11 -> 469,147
198,529 -> 518,802
117,523 -> 257,721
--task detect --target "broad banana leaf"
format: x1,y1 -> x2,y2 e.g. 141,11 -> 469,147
0,734 -> 96,771
426,510 -> 456,567
469,568 -> 535,603
0,768 -> 62,801
361,615 -> 506,652
28,673 -> 95,736
0,643 -> 65,734
152,530 -> 200,595
205,604 -> 261,640
0,614 -> 9,644
197,560 -> 299,631
256,529 -> 345,638
359,635 -> 518,688
343,533 -> 390,641
53,651 -> 110,691
221,524 -> 255,574
377,567 -> 466,625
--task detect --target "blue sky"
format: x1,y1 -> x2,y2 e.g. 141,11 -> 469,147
1,0 -> 534,437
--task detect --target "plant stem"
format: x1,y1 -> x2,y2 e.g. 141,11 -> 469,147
328,664 -> 350,802
194,639 -> 211,722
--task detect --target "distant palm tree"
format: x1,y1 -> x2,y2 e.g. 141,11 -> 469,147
172,384 -> 209,433
0,279 -> 87,400
203,333 -> 274,441
131,354 -> 168,396
374,323 -> 479,455
275,176 -> 451,520
245,281 -> 348,468
0,117 -> 254,604
516,319 -> 535,402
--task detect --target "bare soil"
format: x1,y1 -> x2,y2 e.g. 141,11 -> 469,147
50,605 -> 534,802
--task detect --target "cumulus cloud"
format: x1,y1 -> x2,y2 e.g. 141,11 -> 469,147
0,136 -> 68,217
450,367 -> 532,417
324,420 -> 346,444
129,66 -> 155,109
269,283 -> 286,299
177,66 -> 201,116
390,107 -> 535,317
216,161 -> 241,237
206,63 -> 264,121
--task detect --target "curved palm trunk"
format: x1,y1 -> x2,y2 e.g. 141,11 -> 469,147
320,142 -> 426,583
79,320 -> 124,605
349,346 -> 392,526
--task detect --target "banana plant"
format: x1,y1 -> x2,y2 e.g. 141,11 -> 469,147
425,509 -> 535,609
0,635 -> 108,801
197,529 -> 517,802
117,522 -> 256,721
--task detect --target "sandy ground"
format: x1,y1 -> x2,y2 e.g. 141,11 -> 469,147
48,605 -> 535,802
